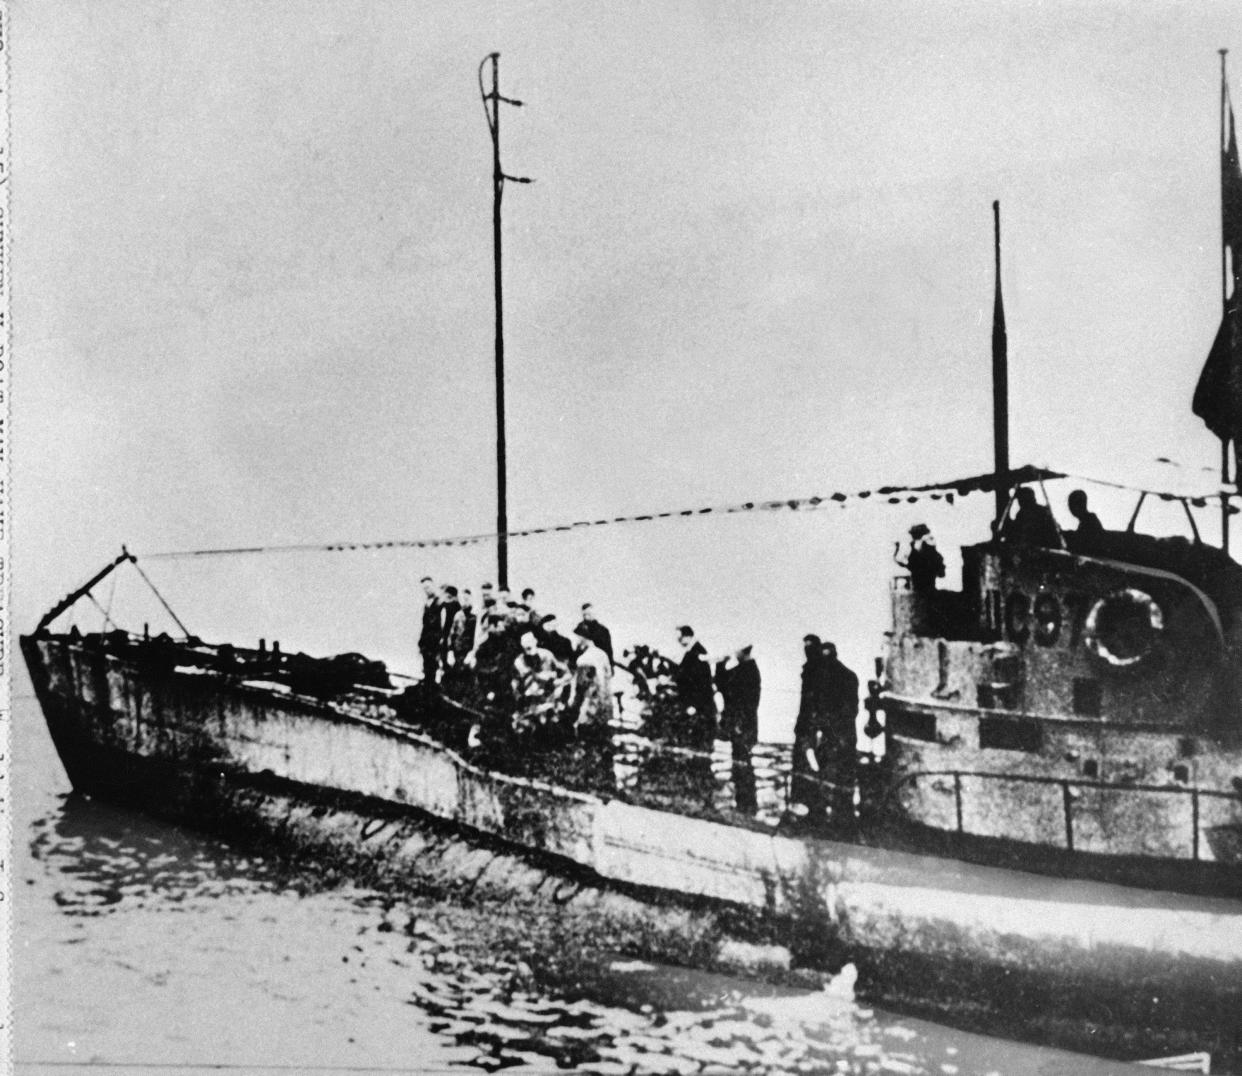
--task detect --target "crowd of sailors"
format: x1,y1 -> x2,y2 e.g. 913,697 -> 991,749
409,488 -> 1134,823
396,482 -> 1242,833
414,577 -> 866,824
417,578 -> 616,733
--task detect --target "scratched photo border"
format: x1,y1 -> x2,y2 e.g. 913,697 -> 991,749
1,1 -> 11,1070
8,4 -> 1240,1074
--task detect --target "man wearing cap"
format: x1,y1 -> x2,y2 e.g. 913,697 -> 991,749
672,625 -> 717,749
716,645 -> 761,813
821,641 -> 860,826
574,603 -> 614,668
897,524 -> 945,594
792,634 -> 831,818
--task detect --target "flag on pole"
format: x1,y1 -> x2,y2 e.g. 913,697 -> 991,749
1194,73 -> 1242,441
1193,305 -> 1242,440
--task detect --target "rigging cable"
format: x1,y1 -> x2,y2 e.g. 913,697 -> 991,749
103,567 -> 119,627
129,556 -> 193,638
134,466 -> 1230,563
86,592 -> 117,633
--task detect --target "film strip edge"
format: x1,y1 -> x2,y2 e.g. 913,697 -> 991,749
1,1 -> 12,1071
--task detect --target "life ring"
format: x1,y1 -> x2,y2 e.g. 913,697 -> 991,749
1083,588 -> 1164,667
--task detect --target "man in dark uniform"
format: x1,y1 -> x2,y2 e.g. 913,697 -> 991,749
438,585 -> 462,672
792,634 -> 831,818
897,524 -> 945,593
672,625 -> 716,749
821,641 -> 860,826
574,603 -> 614,668
418,576 -> 442,686
716,645 -> 761,812
536,613 -> 575,666
1066,489 -> 1104,552
1004,487 -> 1060,546
896,523 -> 947,633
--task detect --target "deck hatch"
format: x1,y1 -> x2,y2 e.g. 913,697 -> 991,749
888,708 -> 937,742
978,715 -> 1043,753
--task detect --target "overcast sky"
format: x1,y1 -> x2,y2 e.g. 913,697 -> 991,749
16,1 -> 1242,728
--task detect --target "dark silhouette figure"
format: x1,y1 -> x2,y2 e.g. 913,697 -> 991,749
418,577 -> 442,685
716,646 -> 761,813
536,613 -> 575,666
438,586 -> 462,669
672,626 -> 717,750
1003,487 -> 1060,547
792,634 -> 831,817
1067,489 -> 1104,551
897,523 -> 946,593
821,642 -> 860,826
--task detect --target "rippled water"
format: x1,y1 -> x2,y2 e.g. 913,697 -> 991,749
13,697 -> 1150,1075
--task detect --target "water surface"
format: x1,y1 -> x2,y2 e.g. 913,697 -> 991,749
13,696 -> 1149,1075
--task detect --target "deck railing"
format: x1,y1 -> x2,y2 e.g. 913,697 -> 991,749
883,766 -> 1240,860
46,630 -> 1242,860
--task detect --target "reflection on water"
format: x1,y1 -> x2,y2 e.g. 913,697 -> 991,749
31,794 -> 301,913
14,701 -> 1145,1075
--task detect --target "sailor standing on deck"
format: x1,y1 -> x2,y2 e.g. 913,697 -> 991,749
821,642 -> 860,826
569,631 -> 616,790
896,524 -> 946,634
570,631 -> 614,728
536,613 -> 575,666
447,589 -> 477,671
1066,489 -> 1104,552
896,524 -> 945,593
792,634 -> 831,819
418,577 -> 442,685
716,645 -> 761,813
672,625 -> 717,750
574,603 -> 614,668
438,585 -> 462,672
1003,487 -> 1060,547
675,623 -> 715,800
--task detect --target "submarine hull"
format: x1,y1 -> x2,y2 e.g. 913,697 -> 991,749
21,630 -> 1242,1068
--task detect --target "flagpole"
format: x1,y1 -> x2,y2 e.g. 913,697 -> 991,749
479,54 -> 531,590
1222,49 -> 1233,555
991,200 -> 1009,531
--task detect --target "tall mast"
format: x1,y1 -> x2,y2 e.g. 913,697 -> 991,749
991,200 -> 1010,530
1222,48 -> 1232,555
479,53 -> 530,589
